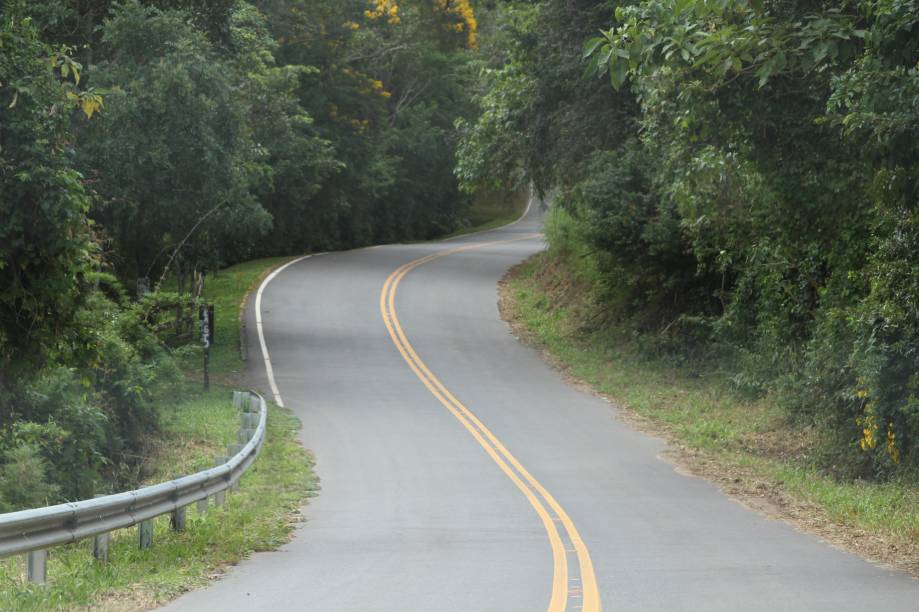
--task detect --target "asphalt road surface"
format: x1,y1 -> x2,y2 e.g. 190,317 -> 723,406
166,201 -> 919,611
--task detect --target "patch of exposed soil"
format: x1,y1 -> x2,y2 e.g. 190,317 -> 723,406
498,257 -> 919,578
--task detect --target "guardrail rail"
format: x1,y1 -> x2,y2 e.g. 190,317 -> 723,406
0,390 -> 268,584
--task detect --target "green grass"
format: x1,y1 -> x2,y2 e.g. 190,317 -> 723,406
442,188 -> 529,239
175,256 -> 293,383
507,253 -> 919,560
0,255 -> 316,609
0,385 -> 317,610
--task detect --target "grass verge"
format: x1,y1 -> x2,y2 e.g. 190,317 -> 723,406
0,384 -> 316,610
442,188 -> 529,239
0,255 -> 317,609
179,256 -> 295,384
503,252 -> 919,574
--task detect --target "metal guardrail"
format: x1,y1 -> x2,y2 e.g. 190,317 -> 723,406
0,390 -> 267,584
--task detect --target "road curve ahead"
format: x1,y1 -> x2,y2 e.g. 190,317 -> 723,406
166,201 -> 919,611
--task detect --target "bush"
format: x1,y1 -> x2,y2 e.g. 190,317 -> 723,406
552,142 -> 720,334
0,284 -> 180,502
0,444 -> 60,512
464,0 -> 919,479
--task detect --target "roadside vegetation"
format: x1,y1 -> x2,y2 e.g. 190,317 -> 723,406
0,244 -> 316,605
1,0 -> 482,512
0,387 -> 316,610
443,188 -> 530,238
4,0 -> 919,594
459,2 -> 919,494
0,0 -> 512,598
186,256 -> 294,382
505,251 -> 919,572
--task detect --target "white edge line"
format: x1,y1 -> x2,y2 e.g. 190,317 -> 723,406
255,254 -> 319,407
253,192 -> 536,406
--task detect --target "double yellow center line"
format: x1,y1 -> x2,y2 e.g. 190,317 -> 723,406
379,235 -> 600,612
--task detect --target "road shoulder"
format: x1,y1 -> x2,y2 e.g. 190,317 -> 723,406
500,253 -> 919,578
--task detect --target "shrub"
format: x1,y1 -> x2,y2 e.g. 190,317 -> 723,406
0,444 -> 60,512
0,284 -> 181,502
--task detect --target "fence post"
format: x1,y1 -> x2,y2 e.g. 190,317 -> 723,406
92,494 -> 110,562
26,549 -> 47,584
139,520 -> 153,550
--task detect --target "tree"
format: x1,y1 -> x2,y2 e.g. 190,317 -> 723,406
78,1 -> 272,283
257,0 -> 476,250
0,2 -> 94,380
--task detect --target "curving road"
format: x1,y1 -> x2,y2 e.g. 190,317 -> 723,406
166,200 -> 919,611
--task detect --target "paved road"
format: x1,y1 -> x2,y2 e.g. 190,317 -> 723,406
166,201 -> 919,611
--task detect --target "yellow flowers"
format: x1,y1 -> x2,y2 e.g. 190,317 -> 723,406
857,406 -> 878,451
371,79 -> 392,98
433,0 -> 477,48
365,0 -> 400,25
340,67 -> 392,99
855,396 -> 900,463
887,425 -> 900,464
362,1 -> 478,48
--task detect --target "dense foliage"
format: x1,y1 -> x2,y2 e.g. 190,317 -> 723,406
459,0 -> 919,477
6,0 -> 916,508
0,0 -> 479,507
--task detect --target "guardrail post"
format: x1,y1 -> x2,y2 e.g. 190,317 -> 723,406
232,391 -> 243,409
92,495 -> 110,562
139,519 -> 153,550
247,394 -> 259,413
171,505 -> 187,532
93,532 -> 110,562
27,549 -> 47,584
196,495 -> 208,515
228,444 -> 243,491
169,474 -> 187,532
214,457 -> 228,507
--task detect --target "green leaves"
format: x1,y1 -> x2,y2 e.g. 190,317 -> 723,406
610,55 -> 630,90
584,30 -> 632,90
586,1 -> 866,94
583,36 -> 605,59
0,1 -> 94,374
570,0 -> 919,473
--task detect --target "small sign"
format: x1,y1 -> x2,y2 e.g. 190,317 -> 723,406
199,304 -> 214,391
199,305 -> 214,348
201,309 -> 210,349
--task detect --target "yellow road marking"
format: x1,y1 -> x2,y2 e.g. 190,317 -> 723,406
380,235 -> 600,612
